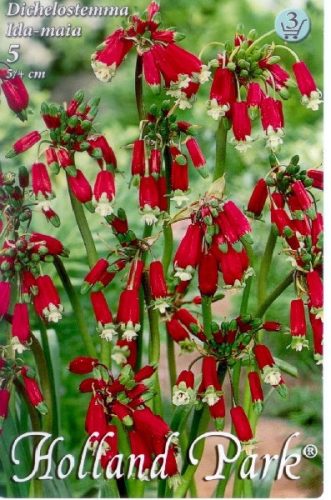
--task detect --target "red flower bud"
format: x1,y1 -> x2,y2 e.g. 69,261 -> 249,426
131,139 -> 146,176
11,303 -> 30,348
31,162 -> 53,199
134,365 -> 156,383
186,137 -> 206,170
67,169 -> 92,204
223,201 -> 251,239
263,321 -> 281,331
149,260 -> 168,298
88,135 -> 117,168
0,282 -> 11,317
230,406 -> 253,443
29,232 -> 65,256
57,149 -> 77,176
307,169 -> 323,190
69,356 -> 99,374
291,180 -> 313,212
21,367 -> 47,414
173,223 -> 202,281
6,131 -> 41,158
198,251 -> 218,296
166,318 -> 190,344
248,371 -> 264,409
247,179 -> 268,217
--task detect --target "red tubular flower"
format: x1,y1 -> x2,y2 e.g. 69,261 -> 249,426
90,291 -> 116,341
112,339 -> 137,367
170,147 -> 189,206
33,275 -> 63,323
174,308 -> 205,340
271,192 -> 285,208
31,162 -> 53,200
100,425 -> 119,471
209,397 -> 225,430
29,232 -> 66,256
57,149 -> 77,176
116,289 -> 140,341
263,321 -> 281,331
208,68 -> 236,120
247,179 -> 268,217
198,251 -> 218,296
270,208 -> 300,250
260,97 -> 284,151
91,28 -> 134,82
306,271 -> 323,312
67,169 -> 93,204
11,303 -> 30,351
6,131 -> 41,158
143,50 -> 161,93
149,260 -> 170,314
291,180 -> 313,213
223,201 -> 252,240
93,170 -> 116,216
230,406 -> 253,443
212,237 -> 248,287
127,259 -> 144,291
134,365 -> 156,383
88,135 -> 117,168
214,211 -> 240,244
248,371 -> 264,413
0,282 -> 11,316
309,312 -> 323,363
185,137 -> 207,176
131,139 -> 146,176
79,378 -> 106,393
307,170 -> 323,190
0,388 -> 10,432
82,259 -> 109,293
139,175 -> 160,225
232,101 -> 252,152
69,356 -> 99,374
156,176 -> 168,212
149,148 -> 162,176
132,407 -> 170,439
173,223 -> 202,281
21,367 -> 47,415
129,430 -> 153,472
21,271 -> 37,301
111,401 -> 133,426
290,298 -> 309,351
1,74 -> 29,119
253,344 -> 281,386
292,61 -> 322,111
172,369 -> 195,406
247,82 -> 264,109
41,104 -> 61,129
42,206 -> 60,227
85,394 -> 109,442
201,356 -> 222,406
259,60 -> 290,90
166,318 -> 193,351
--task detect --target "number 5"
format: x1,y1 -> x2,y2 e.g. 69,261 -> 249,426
7,44 -> 20,64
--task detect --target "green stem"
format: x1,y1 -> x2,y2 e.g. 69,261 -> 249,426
135,55 -> 144,122
213,118 -> 228,181
201,295 -> 213,340
240,241 -> 254,315
38,320 -> 59,439
257,229 -> 277,306
173,406 -> 210,498
68,187 -> 98,268
54,257 -> 97,358
256,270 -> 294,318
246,29 -> 276,53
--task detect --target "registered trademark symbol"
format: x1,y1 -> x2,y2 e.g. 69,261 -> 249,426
302,444 -> 318,459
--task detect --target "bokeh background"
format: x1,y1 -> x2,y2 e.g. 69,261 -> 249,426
0,0 -> 323,497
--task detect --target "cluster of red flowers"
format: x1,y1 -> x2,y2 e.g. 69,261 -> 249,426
0,68 -> 29,121
69,356 -> 179,482
172,195 -> 252,290
247,157 -> 323,361
0,360 -> 47,433
206,29 -> 322,152
130,102 -> 207,224
5,91 -> 117,222
91,2 -> 209,109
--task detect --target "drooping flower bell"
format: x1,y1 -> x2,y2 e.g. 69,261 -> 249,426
247,178 -> 268,217
201,356 -> 223,407
69,356 -> 99,374
92,169 -> 116,216
116,288 -> 141,341
253,344 -> 281,386
0,72 -> 29,121
198,251 -> 218,296
31,162 -> 53,201
139,175 -> 160,225
306,270 -> 323,318
230,406 -> 254,453
131,139 -> 146,177
293,61 -> 322,111
11,303 -> 30,353
90,291 -> 116,341
149,260 -> 170,314
166,317 -> 194,351
6,131 -> 41,158
172,370 -> 195,406
21,367 -> 48,415
231,101 -> 253,152
248,371 -> 264,414
185,137 -> 207,178
170,146 -> 189,207
260,97 -> 284,152
67,169 -> 93,205
173,223 -> 202,281
208,67 -> 236,120
290,298 -> 308,351
33,275 -> 63,323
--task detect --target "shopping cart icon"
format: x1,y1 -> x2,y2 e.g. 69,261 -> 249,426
281,19 -> 308,40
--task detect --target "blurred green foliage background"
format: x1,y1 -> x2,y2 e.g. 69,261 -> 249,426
0,0 -> 323,496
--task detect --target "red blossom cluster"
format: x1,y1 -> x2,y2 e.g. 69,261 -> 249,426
91,2 -> 210,109
69,357 -> 179,482
206,30 -> 322,152
5,91 -> 117,222
247,157 -> 323,360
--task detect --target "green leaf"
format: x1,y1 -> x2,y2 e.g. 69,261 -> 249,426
274,357 -> 299,377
